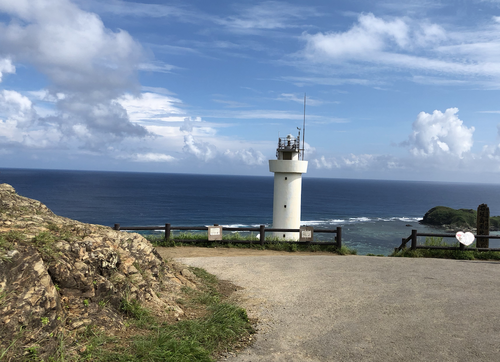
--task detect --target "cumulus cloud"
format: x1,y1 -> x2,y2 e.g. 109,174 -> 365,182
183,134 -> 216,161
0,58 -> 15,82
302,13 -> 411,60
0,0 -> 148,151
311,153 -> 401,171
0,89 -> 64,148
179,117 -> 217,162
313,155 -> 336,169
406,108 -> 474,158
224,148 -> 266,166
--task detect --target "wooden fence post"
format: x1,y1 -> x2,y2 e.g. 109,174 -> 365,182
260,225 -> 265,245
477,204 -> 490,248
411,229 -> 417,250
165,223 -> 171,241
336,226 -> 342,249
114,223 -> 120,231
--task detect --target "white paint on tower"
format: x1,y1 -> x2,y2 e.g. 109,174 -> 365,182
269,133 -> 308,240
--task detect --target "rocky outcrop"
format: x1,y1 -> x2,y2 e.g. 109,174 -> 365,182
420,205 -> 500,231
0,183 -> 196,359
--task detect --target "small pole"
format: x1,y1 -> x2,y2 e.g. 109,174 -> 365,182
477,204 -> 490,248
114,223 -> 120,231
165,223 -> 171,241
336,226 -> 342,249
260,225 -> 266,245
411,229 -> 417,250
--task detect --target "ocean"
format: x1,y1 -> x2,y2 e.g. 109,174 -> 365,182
2,168 -> 500,255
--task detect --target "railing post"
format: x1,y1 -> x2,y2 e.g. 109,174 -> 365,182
411,229 -> 417,250
260,225 -> 265,245
336,226 -> 342,249
165,223 -> 171,241
114,223 -> 120,231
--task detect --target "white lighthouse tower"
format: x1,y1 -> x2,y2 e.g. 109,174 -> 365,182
269,132 -> 308,240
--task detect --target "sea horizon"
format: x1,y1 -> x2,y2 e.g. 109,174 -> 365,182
2,167 -> 500,255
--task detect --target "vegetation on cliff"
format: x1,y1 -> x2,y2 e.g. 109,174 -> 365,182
420,206 -> 500,230
0,184 -> 253,361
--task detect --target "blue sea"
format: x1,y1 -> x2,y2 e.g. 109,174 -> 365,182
2,168 -> 500,255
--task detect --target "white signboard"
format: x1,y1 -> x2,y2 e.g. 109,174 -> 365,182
208,226 -> 223,241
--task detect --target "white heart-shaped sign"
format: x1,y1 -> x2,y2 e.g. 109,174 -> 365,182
456,231 -> 475,246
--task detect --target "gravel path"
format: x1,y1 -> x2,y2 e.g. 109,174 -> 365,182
171,253 -> 500,362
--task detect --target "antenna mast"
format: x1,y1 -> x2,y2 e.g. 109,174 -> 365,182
302,93 -> 306,160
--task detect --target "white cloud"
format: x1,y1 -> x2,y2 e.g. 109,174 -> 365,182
277,93 -> 326,106
313,155 -> 336,169
132,153 -> 176,162
183,134 -> 216,161
0,58 -> 15,82
138,62 -> 178,73
0,0 -> 148,150
406,108 -> 474,158
224,148 -> 265,166
299,13 -> 500,82
217,1 -> 320,31
302,13 -> 412,60
0,89 -> 64,148
0,90 -> 36,127
117,92 -> 184,123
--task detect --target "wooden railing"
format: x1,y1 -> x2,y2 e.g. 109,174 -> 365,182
113,223 -> 342,248
396,229 -> 500,252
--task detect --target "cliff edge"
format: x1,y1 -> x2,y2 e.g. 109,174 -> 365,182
0,183 -> 196,359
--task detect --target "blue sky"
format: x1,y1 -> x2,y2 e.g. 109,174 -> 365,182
1,0 -> 500,182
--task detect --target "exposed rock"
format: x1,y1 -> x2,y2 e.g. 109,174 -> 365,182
0,183 -> 199,359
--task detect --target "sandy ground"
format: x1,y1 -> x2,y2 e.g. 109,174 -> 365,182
156,247 -> 500,362
157,246 -> 335,258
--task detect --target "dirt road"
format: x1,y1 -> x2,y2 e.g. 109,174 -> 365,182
157,247 -> 500,362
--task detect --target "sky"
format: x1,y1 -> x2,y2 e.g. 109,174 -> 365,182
1,0 -> 500,182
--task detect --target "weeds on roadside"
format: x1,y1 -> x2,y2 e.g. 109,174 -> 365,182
78,266 -> 254,362
391,237 -> 500,260
146,232 -> 357,255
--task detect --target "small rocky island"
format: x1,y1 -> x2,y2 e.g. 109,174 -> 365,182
0,184 -> 199,359
420,206 -> 500,231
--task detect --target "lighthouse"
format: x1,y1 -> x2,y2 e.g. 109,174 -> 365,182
269,132 -> 308,240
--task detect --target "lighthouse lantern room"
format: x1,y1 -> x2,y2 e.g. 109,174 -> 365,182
269,132 -> 308,240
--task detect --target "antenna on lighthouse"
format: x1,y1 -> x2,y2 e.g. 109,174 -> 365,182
302,93 -> 306,160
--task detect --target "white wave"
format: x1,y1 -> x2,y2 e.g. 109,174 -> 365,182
300,220 -> 328,226
348,217 -> 372,223
376,217 -> 423,222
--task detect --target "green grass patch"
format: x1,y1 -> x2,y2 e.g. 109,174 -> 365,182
391,237 -> 500,260
77,266 -> 254,362
146,232 -> 356,255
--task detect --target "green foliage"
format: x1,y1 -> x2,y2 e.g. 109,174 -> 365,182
421,206 -> 500,230
421,206 -> 477,229
120,296 -> 154,328
391,236 -> 500,260
79,267 -> 254,362
146,233 -> 356,255
0,230 -> 25,253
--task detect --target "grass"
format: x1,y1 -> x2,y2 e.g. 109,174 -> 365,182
75,266 -> 254,362
146,232 -> 357,255
391,237 -> 500,260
